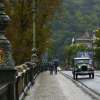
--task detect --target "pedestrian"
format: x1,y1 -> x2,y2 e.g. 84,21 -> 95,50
49,62 -> 54,75
53,59 -> 59,75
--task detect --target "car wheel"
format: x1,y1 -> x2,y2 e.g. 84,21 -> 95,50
92,73 -> 94,79
76,74 -> 78,80
89,74 -> 91,78
73,74 -> 75,79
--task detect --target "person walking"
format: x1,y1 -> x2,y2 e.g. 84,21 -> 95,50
53,59 -> 59,75
49,62 -> 54,75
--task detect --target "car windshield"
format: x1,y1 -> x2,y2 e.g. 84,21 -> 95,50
75,59 -> 91,64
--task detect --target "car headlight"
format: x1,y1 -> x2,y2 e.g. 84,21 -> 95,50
78,66 -> 81,69
88,65 -> 91,69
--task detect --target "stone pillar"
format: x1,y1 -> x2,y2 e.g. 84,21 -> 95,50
0,2 -> 16,100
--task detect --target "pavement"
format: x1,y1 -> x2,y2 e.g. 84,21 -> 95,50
24,71 -> 94,100
95,71 -> 100,74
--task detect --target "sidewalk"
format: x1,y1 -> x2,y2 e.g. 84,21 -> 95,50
24,71 -> 93,100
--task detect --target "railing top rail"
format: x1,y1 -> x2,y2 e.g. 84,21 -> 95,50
0,83 -> 9,95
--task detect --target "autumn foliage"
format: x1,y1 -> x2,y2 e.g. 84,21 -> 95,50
4,0 -> 60,65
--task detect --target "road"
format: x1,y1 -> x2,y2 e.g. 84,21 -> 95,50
62,71 -> 100,99
24,71 -> 96,100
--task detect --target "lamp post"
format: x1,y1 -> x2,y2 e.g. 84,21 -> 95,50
31,0 -> 38,64
0,1 -> 16,100
92,30 -> 96,68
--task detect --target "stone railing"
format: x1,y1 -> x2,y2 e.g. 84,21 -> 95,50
0,63 -> 40,100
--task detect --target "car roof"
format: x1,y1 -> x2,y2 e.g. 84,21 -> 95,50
74,57 -> 91,60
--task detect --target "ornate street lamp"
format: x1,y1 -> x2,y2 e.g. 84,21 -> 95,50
31,0 -> 38,64
0,3 -> 15,68
0,2 -> 16,100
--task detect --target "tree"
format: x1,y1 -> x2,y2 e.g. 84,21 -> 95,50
4,0 -> 60,64
36,0 -> 60,57
5,0 -> 33,64
64,43 -> 87,67
50,0 -> 100,62
94,28 -> 100,69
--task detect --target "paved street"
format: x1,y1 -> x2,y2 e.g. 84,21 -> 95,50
24,71 -> 94,100
63,71 -> 100,96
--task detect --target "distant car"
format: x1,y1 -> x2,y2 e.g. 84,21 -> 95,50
72,57 -> 94,79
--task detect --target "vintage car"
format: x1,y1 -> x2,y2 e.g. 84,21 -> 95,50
72,57 -> 94,79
